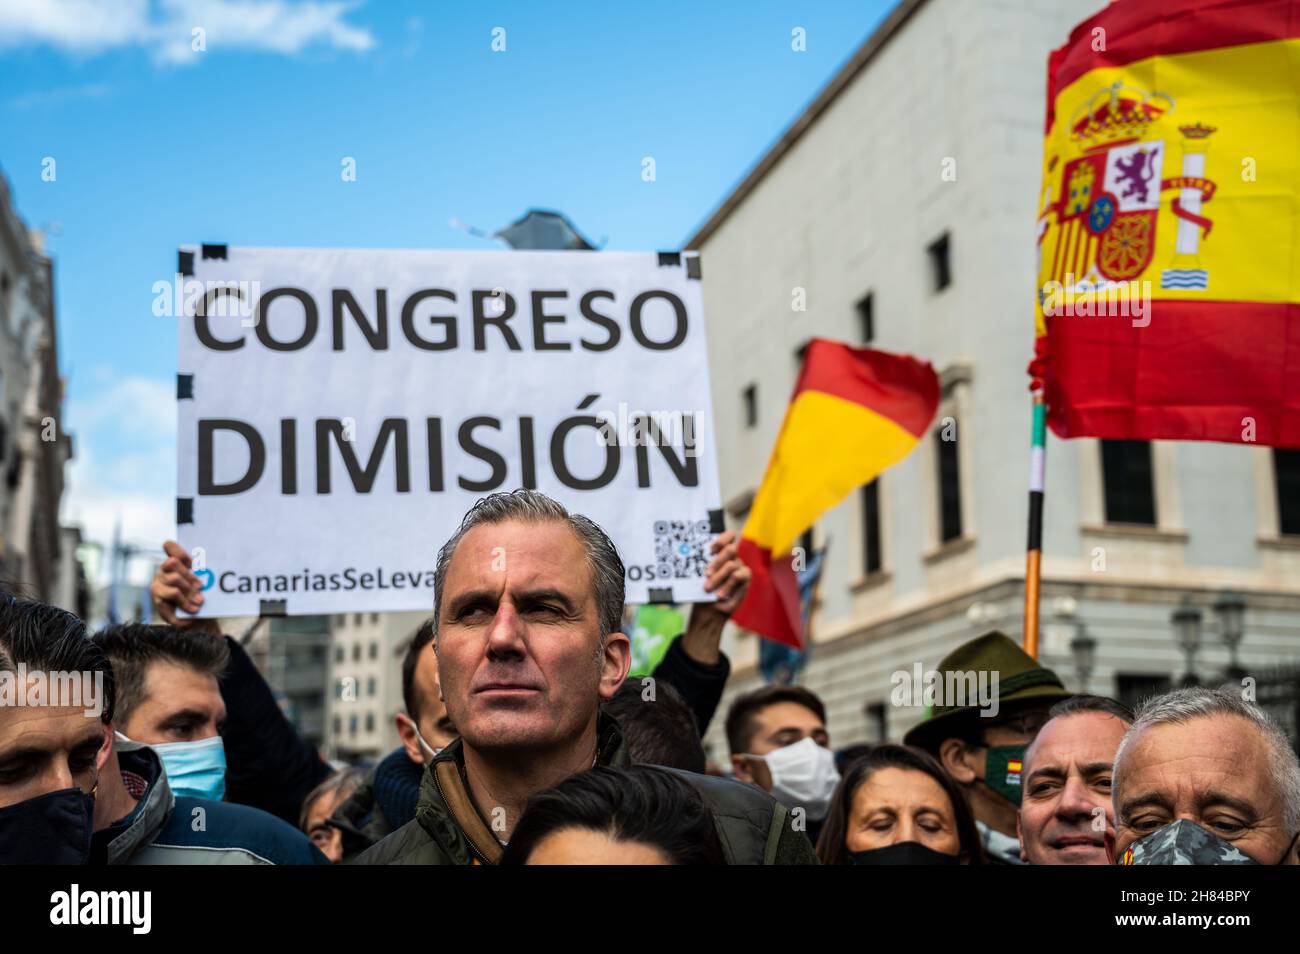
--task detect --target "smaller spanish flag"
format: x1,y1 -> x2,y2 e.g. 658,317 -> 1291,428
733,339 -> 939,648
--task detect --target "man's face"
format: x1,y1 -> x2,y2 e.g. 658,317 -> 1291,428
397,643 -> 456,765
731,701 -> 830,790
944,706 -> 1051,788
434,519 -> 629,753
1112,715 -> 1297,865
119,660 -> 225,744
412,644 -> 455,748
1018,711 -> 1127,864
0,696 -> 110,809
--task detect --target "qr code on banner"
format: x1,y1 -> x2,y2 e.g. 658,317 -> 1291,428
653,519 -> 713,579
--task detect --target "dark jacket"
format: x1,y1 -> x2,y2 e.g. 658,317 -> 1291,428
329,745 -> 424,859
650,638 -> 730,736
353,716 -> 818,865
95,741 -> 328,865
220,635 -> 332,825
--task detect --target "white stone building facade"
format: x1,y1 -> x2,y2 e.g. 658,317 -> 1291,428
686,0 -> 1300,758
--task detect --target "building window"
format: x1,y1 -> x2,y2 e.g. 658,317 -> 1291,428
927,232 -> 952,292
368,641 -> 378,660
353,613 -> 363,627
1274,448 -> 1300,536
365,712 -> 375,733
370,613 -> 379,624
935,427 -> 963,543
348,714 -> 358,736
857,293 -> 874,343
865,702 -> 887,743
1101,439 -> 1156,525
367,677 -> 377,697
1115,674 -> 1172,714
352,643 -> 360,662
336,614 -> 346,626
861,480 -> 882,574
333,716 -> 341,736
743,384 -> 758,428
334,646 -> 344,663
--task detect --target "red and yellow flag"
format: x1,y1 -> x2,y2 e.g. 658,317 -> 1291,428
1032,0 -> 1300,448
733,340 -> 938,647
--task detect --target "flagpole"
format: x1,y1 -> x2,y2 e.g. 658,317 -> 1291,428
1023,391 -> 1047,658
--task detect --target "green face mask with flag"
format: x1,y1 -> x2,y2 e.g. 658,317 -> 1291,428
981,745 -> 1027,805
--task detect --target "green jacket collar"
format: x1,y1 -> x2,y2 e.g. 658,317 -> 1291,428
415,713 -> 629,864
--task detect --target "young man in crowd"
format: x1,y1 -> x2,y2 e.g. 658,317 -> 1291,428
148,544 -> 332,824
725,684 -> 839,844
93,624 -> 232,801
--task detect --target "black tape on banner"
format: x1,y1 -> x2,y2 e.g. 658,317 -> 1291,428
686,256 -> 702,280
648,587 -> 674,604
178,250 -> 194,277
259,599 -> 287,617
201,244 -> 228,260
708,509 -> 725,534
657,252 -> 681,267
176,374 -> 194,400
176,498 -> 193,525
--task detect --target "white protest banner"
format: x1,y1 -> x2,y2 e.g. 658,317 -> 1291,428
174,246 -> 722,618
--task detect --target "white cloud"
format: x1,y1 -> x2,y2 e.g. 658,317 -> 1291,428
0,0 -> 375,65
0,0 -> 150,52
66,375 -> 176,443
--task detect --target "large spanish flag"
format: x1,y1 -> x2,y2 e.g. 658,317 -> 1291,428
733,340 -> 938,647
1032,0 -> 1300,448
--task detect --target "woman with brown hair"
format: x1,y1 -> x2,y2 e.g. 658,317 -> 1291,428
817,743 -> 985,865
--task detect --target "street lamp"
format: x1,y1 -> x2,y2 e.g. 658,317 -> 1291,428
1214,590 -> 1247,681
1171,597 -> 1203,687
1070,623 -> 1097,693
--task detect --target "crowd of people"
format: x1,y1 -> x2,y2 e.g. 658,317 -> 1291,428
1,488 -> 1297,865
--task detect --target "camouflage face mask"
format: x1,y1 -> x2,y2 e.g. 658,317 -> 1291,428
1119,819 -> 1259,865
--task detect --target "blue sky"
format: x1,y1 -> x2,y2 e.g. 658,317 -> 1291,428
0,0 -> 897,567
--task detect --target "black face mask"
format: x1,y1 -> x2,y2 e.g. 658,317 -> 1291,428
847,840 -> 960,866
0,787 -> 95,865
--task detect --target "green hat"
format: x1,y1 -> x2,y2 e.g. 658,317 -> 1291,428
902,631 -> 1071,752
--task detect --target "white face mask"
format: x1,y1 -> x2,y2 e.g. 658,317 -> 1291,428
755,737 -> 840,822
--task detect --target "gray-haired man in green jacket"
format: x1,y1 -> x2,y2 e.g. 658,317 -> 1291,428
356,489 -> 817,865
